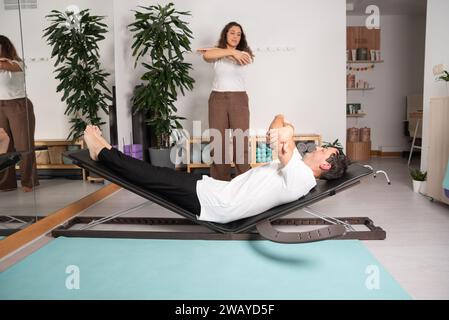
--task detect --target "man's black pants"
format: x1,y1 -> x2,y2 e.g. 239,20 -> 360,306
98,147 -> 203,215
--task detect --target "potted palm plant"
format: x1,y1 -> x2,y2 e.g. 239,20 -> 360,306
410,168 -> 427,193
129,3 -> 195,168
43,7 -> 112,141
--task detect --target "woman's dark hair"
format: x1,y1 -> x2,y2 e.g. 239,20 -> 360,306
320,153 -> 350,180
0,35 -> 20,61
217,22 -> 254,58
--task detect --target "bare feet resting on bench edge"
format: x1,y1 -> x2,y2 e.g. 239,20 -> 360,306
83,125 -> 112,161
0,128 -> 10,154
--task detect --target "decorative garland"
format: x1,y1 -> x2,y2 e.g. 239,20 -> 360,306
347,64 -> 375,72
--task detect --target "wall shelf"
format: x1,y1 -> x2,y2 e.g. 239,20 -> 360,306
346,113 -> 366,118
43,164 -> 79,169
347,60 -> 383,64
347,87 -> 374,91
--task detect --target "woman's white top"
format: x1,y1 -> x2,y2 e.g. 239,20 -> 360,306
196,148 -> 317,224
0,60 -> 26,100
211,57 -> 248,92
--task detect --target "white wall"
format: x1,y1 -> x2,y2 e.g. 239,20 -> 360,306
347,15 -> 426,152
0,5 -> 22,51
0,0 -> 115,140
113,0 -> 347,149
421,0 -> 449,170
2,0 -> 346,147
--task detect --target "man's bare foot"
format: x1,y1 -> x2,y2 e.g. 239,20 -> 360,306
84,126 -> 102,161
93,125 -> 102,136
90,126 -> 112,150
84,125 -> 112,161
0,128 -> 10,154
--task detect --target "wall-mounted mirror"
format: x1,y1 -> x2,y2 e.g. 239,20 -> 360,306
0,0 -> 37,236
0,0 -> 115,238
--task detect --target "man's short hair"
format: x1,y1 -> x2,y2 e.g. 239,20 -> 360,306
320,153 -> 350,180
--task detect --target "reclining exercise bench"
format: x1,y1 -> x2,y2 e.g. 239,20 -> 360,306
52,150 -> 388,243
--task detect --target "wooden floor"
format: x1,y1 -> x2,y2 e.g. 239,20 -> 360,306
1,156 -> 448,299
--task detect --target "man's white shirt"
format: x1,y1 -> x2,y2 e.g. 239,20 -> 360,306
196,148 -> 316,223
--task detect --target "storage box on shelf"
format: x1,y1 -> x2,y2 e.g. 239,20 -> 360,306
185,134 -> 321,173
346,127 -> 371,162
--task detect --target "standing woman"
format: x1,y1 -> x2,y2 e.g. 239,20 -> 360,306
198,21 -> 254,181
0,35 -> 38,192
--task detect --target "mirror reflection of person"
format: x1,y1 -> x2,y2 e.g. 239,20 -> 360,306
197,21 -> 254,181
0,35 -> 39,192
0,128 -> 8,154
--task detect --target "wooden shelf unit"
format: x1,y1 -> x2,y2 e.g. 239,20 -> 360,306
185,134 -> 321,173
16,139 -> 87,180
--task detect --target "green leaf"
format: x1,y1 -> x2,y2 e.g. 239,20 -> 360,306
409,168 -> 427,181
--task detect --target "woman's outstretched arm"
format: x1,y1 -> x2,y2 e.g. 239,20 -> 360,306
0,58 -> 22,72
197,48 -> 251,65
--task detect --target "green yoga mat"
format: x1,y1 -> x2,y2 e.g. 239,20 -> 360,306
0,237 -> 410,300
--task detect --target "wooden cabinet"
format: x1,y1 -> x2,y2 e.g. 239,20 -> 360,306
185,134 -> 321,173
426,97 -> 449,205
347,26 -> 380,53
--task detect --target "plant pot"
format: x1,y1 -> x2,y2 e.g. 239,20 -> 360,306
412,180 -> 422,193
35,150 -> 50,165
148,147 -> 175,169
420,181 -> 427,194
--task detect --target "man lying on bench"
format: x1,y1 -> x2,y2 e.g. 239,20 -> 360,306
83,115 -> 349,224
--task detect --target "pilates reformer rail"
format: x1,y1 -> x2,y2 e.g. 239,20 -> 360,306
0,216 -> 38,236
52,215 -> 386,241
